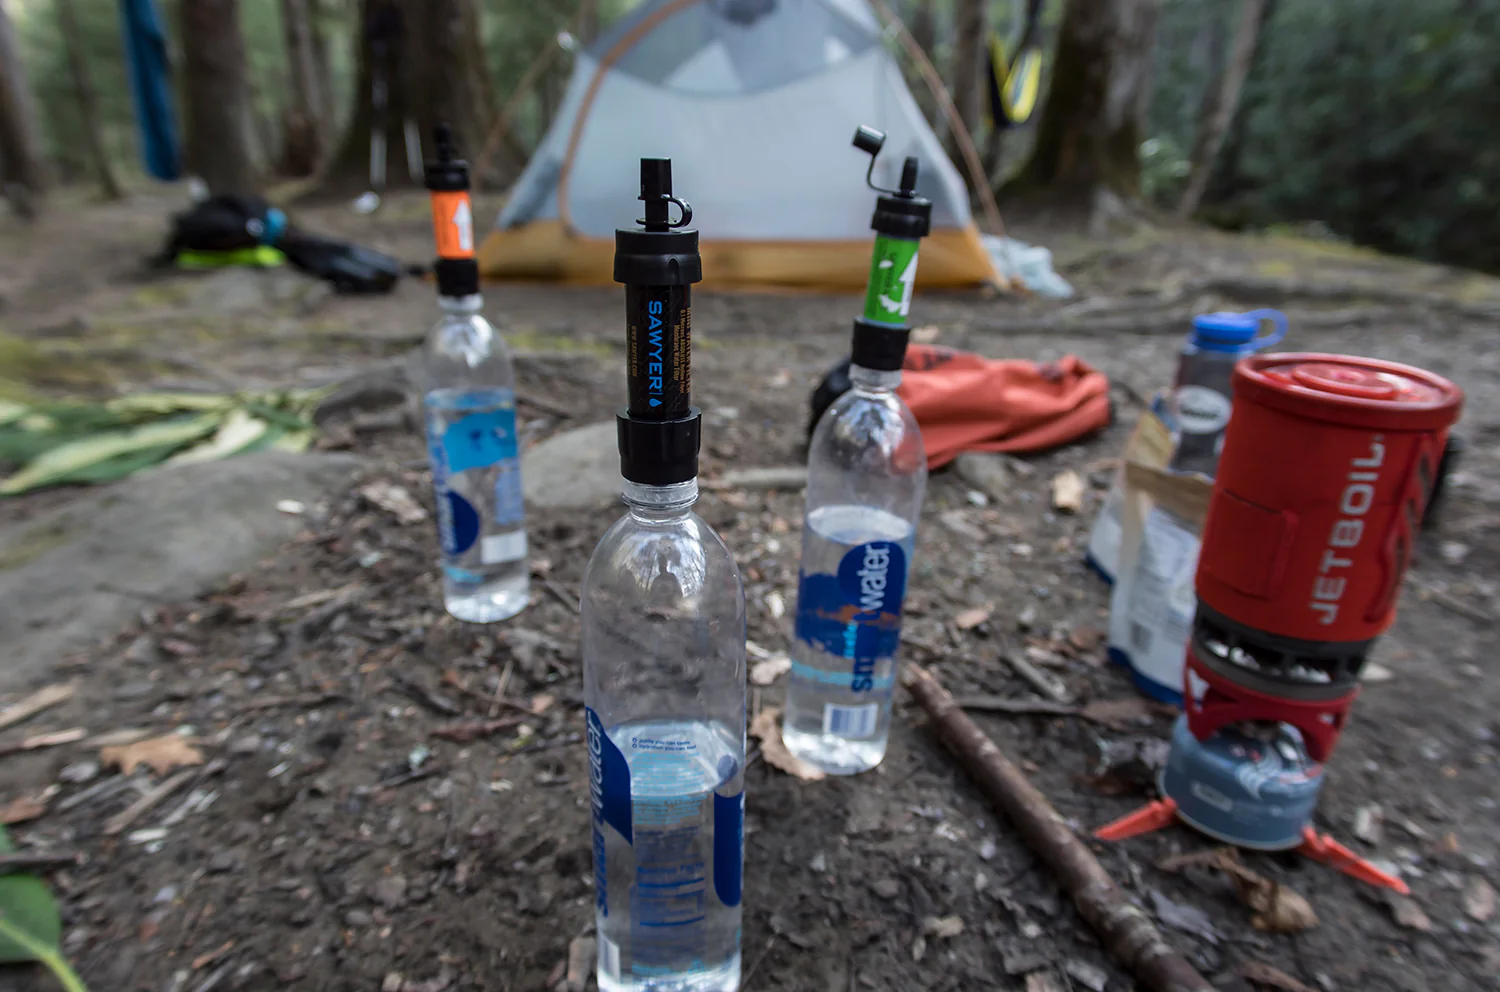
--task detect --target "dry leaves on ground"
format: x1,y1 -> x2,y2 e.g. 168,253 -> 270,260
1388,893 -> 1432,931
1050,470 -> 1085,513
954,606 -> 992,630
1464,877 -> 1496,922
101,733 -> 205,776
0,794 -> 49,824
1157,847 -> 1318,932
922,915 -> 964,939
1241,960 -> 1318,992
358,481 -> 428,524
749,707 -> 824,781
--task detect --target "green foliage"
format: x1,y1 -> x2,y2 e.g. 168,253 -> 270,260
1150,0 -> 1500,272
0,387 -> 327,496
0,826 -> 89,992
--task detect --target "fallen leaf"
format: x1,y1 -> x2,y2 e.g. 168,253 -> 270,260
910,935 -> 926,961
0,682 -> 75,732
1024,973 -> 1065,992
922,915 -> 964,939
192,939 -> 236,970
1080,696 -> 1157,730
764,591 -> 786,620
101,734 -> 205,776
1149,889 -> 1219,944
1464,877 -> 1496,922
911,325 -> 941,343
1387,893 -> 1431,931
1050,470 -> 1085,513
1063,960 -> 1107,992
1240,960 -> 1318,992
749,653 -> 791,686
1361,662 -> 1395,683
1185,848 -> 1318,932
359,482 -> 428,525
0,795 -> 47,824
1352,804 -> 1383,844
954,606 -> 992,630
749,708 -> 824,781
529,694 -> 556,714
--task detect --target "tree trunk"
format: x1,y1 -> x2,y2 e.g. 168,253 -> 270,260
180,0 -> 258,195
1014,0 -> 1161,201
320,0 -> 485,195
1176,0 -> 1267,218
57,0 -> 124,200
309,0 -> 337,136
907,0 -> 941,133
0,0 -> 47,216
948,0 -> 986,160
576,0 -> 599,44
279,0 -> 324,176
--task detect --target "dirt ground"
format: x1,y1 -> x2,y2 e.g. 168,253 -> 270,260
1,188 -> 1498,992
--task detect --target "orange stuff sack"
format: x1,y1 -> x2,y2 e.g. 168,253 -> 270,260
896,344 -> 1112,468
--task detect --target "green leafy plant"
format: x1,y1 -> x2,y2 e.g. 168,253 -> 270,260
0,387 -> 329,497
0,826 -> 88,992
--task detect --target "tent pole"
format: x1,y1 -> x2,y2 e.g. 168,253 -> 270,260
868,0 -> 1008,246
471,6 -> 584,191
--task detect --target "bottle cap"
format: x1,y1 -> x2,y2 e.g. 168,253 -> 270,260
1191,309 -> 1287,353
614,158 -> 702,286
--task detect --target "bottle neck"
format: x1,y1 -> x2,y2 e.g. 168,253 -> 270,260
623,479 -> 698,521
850,364 -> 901,392
438,293 -> 484,315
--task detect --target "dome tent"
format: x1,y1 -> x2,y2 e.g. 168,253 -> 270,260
478,0 -> 1000,289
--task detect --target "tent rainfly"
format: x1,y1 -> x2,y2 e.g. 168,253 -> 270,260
479,0 -> 1001,290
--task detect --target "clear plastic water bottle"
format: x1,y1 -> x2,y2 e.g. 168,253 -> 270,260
582,159 -> 746,992
1169,309 -> 1287,477
783,127 -> 930,776
417,125 -> 528,623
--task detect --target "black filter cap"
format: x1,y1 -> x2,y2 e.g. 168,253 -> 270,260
424,123 -> 469,192
617,409 -> 702,486
852,127 -> 933,240
850,317 -> 910,372
614,158 -> 702,285
434,258 -> 479,298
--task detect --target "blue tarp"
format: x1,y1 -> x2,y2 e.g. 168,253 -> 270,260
118,0 -> 181,181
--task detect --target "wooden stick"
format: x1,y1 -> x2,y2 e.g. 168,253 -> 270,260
0,851 -> 83,875
903,664 -> 1214,992
0,682 -> 75,732
103,769 -> 197,836
955,696 -> 1079,719
1002,652 -> 1073,704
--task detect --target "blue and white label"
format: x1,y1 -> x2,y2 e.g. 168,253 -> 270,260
713,790 -> 743,908
587,707 -> 632,917
423,390 -> 522,558
794,541 -> 908,692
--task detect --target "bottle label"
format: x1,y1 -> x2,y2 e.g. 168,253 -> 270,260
586,707 -> 633,918
713,791 -> 743,908
794,540 -> 908,691
863,235 -> 920,325
423,389 -> 523,560
1173,385 -> 1232,435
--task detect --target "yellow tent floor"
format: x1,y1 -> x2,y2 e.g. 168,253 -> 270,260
477,219 -> 1001,290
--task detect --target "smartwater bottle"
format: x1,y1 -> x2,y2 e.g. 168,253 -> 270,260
581,159 -> 746,992
782,127 -> 930,776
416,125 -> 528,622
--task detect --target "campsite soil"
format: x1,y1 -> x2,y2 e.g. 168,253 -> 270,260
2,190 -> 1500,992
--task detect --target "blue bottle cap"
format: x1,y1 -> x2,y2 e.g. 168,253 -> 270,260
1190,309 -> 1288,353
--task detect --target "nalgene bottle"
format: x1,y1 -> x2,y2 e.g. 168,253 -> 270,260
581,159 -> 747,992
416,125 -> 529,622
782,127 -> 930,776
1169,309 -> 1287,477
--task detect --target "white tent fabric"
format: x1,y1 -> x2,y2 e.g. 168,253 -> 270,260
495,0 -> 979,245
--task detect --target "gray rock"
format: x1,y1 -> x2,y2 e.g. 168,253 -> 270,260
520,421 -> 622,509
871,878 -> 901,900
124,634 -> 161,666
187,266 -> 327,316
229,734 -> 264,756
953,452 -> 1012,500
344,909 -> 373,927
373,874 -> 408,910
0,451 -> 362,691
